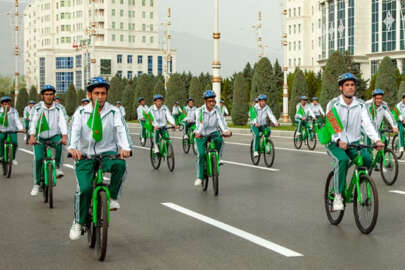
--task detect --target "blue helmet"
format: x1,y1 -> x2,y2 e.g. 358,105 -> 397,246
29,100 -> 36,104
41,84 -> 56,94
203,90 -> 216,99
312,97 -> 319,101
187,98 -> 194,102
87,77 -> 110,91
0,96 -> 11,103
138,97 -> 144,102
153,94 -> 164,101
81,98 -> 90,103
372,89 -> 384,96
258,94 -> 267,101
300,95 -> 308,100
338,73 -> 358,85
175,101 -> 179,105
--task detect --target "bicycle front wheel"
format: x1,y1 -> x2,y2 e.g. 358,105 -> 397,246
182,135 -> 190,154
47,163 -> 54,209
95,191 -> 109,261
166,142 -> 175,172
307,130 -> 317,150
263,139 -> 275,168
293,130 -> 302,149
353,175 -> 379,234
392,135 -> 403,159
5,146 -> 12,178
150,143 -> 161,170
380,149 -> 399,186
324,171 -> 344,225
140,135 -> 147,147
211,154 -> 219,196
250,139 -> 260,165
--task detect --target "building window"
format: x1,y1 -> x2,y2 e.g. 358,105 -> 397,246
372,0 -> 379,52
382,0 -> 396,52
112,21 -> 116,29
148,56 -> 153,74
127,55 -> 133,64
40,57 -> 45,90
138,55 -> 143,64
120,22 -> 124,29
142,0 -> 145,6
117,71 -> 122,78
120,9 -> 124,17
169,56 -> 173,73
56,72 -> 74,92
56,57 -> 74,69
112,34 -> 116,41
298,7 -> 301,16
117,54 -> 122,63
75,71 -> 82,89
348,0 -> 354,54
112,9 -> 115,16
150,0 -> 153,7
337,0 -> 345,52
371,60 -> 379,76
120,34 -> 124,42
76,55 -> 82,68
100,59 -> 112,75
158,56 -> 162,75
328,1 -> 335,56
138,71 -> 143,76
127,71 -> 133,79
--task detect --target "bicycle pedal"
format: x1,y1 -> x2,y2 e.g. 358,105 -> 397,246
110,208 -> 118,212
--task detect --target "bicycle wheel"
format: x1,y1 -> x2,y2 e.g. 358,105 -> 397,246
140,135 -> 147,147
307,130 -> 317,150
95,191 -> 108,261
380,149 -> 399,186
293,130 -> 302,149
211,154 -> 219,196
88,222 -> 96,248
392,135 -> 403,159
47,163 -> 54,208
192,139 -> 197,155
263,139 -> 275,168
353,175 -> 379,234
166,142 -> 175,172
5,146 -> 12,178
182,135 -> 190,154
324,171 -> 344,225
250,139 -> 260,165
178,124 -> 184,131
150,143 -> 161,169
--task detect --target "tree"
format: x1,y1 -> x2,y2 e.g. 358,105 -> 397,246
28,85 -> 39,102
221,78 -> 233,113
16,88 -> 29,115
287,72 -> 295,101
153,77 -> 165,97
188,77 -> 204,107
166,74 -> 187,109
398,80 -> 405,101
122,82 -> 136,120
65,84 -> 78,116
76,89 -> 86,106
135,74 -> 155,104
232,73 -> 249,125
305,71 -> 319,99
274,59 -> 284,103
108,75 -> 124,104
375,56 -> 399,107
289,68 -> 308,119
365,73 -> 377,100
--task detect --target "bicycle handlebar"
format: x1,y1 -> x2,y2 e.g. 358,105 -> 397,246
380,129 -> 393,134
347,144 -> 376,150
67,151 -> 133,159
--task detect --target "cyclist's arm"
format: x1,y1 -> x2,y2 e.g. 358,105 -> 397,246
266,107 -> 278,125
384,107 -> 398,129
165,107 -> 176,126
28,109 -> 40,136
58,109 -> 68,136
216,110 -> 229,133
194,110 -> 203,135
113,110 -> 131,151
68,110 -> 81,150
361,106 -> 380,143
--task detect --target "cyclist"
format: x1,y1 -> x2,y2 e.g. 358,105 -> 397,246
311,97 -> 325,127
148,94 -> 177,154
0,96 -> 25,165
184,98 -> 197,139
137,97 -> 149,145
172,101 -> 181,125
80,98 -> 89,107
116,101 -> 126,118
68,77 -> 132,240
219,99 -> 229,117
194,90 -> 231,186
23,100 -> 35,130
394,93 -> 405,153
295,95 -> 315,136
29,85 -> 68,196
325,73 -> 384,211
250,94 -> 279,157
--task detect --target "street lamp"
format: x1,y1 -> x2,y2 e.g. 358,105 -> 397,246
280,1 -> 290,123
212,0 -> 221,103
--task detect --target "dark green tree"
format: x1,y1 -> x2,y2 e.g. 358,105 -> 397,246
65,84 -> 78,116
76,89 -> 86,106
28,85 -> 39,102
153,77 -> 165,98
122,82 -> 136,120
108,75 -> 125,104
287,72 -> 295,101
189,77 -> 204,107
166,74 -> 187,109
135,74 -> 155,104
398,80 -> 405,101
221,78 -> 233,113
305,71 -> 319,99
16,88 -> 29,115
375,56 -> 400,107
289,68 -> 308,119
365,73 -> 377,100
232,73 -> 249,125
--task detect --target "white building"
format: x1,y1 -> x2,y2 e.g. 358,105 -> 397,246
24,0 -> 176,92
284,0 -> 405,81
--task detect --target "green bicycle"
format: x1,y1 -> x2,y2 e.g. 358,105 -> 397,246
392,132 -> 404,159
293,118 -> 317,150
139,126 -> 152,147
324,144 -> 379,234
150,126 -> 175,171
1,132 -> 17,178
368,129 -> 398,186
182,124 -> 197,155
250,127 -> 275,167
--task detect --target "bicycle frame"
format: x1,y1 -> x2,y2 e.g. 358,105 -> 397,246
259,129 -> 270,153
91,162 -> 111,225
43,146 -> 57,187
206,140 -> 220,177
344,156 -> 371,204
3,134 -> 13,162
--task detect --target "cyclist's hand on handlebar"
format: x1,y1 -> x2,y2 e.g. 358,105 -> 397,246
254,123 -> 259,127
61,135 -> 68,145
376,140 -> 385,150
195,132 -> 201,138
28,135 -> 36,146
154,126 -> 159,130
393,127 -> 399,134
19,129 -> 26,134
120,149 -> 131,159
68,149 -> 82,160
338,140 -> 347,150
223,130 -> 232,137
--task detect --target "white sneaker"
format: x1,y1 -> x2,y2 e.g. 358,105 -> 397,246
12,160 -> 18,166
56,169 -> 64,178
154,146 -> 159,154
184,135 -> 189,140
30,184 -> 40,196
141,138 -> 145,144
110,199 -> 120,210
194,179 -> 202,186
253,151 -> 259,157
219,160 -> 224,166
332,193 -> 344,211
400,147 -> 404,152
69,223 -> 82,240
297,132 -> 301,136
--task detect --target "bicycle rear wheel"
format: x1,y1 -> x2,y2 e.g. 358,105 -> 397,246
380,149 -> 399,186
192,139 -> 197,155
211,154 -> 219,196
263,139 -> 275,168
95,191 -> 109,261
47,163 -> 54,209
353,175 -> 379,234
166,142 -> 175,172
392,135 -> 403,159
293,130 -> 302,149
250,139 -> 260,165
307,130 -> 317,150
150,143 -> 161,169
324,171 -> 344,225
182,135 -> 190,154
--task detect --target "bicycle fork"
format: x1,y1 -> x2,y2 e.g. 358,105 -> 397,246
92,170 -> 111,225
43,160 -> 57,187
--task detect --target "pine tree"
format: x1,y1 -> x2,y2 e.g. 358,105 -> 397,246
135,74 -> 155,104
28,85 -> 39,102
305,71 -> 319,99
76,89 -> 86,106
221,78 -> 233,113
289,68 -> 308,119
108,75 -> 124,104
16,88 -> 29,115
251,57 -> 273,101
188,77 -> 204,107
375,56 -> 399,107
366,73 -> 377,100
65,84 -> 78,116
398,80 -> 405,101
153,77 -> 165,98
166,73 -> 187,109
232,73 -> 249,125
122,82 -> 136,120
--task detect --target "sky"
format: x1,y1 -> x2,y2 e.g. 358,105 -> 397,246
0,0 -> 283,76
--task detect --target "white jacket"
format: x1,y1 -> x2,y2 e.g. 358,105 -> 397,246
68,102 -> 131,155
365,99 -> 397,130
118,106 -> 126,117
0,107 -> 23,132
195,105 -> 229,136
137,105 -> 149,120
295,103 -> 315,120
185,105 -> 197,123
23,105 -> 33,120
250,104 -> 278,126
29,102 -> 68,139
219,105 -> 229,116
172,105 -> 181,116
148,104 -> 175,128
395,101 -> 405,121
311,103 -> 325,117
326,96 -> 379,144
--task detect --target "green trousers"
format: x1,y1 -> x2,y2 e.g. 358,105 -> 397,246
326,141 -> 372,194
74,152 -> 126,225
140,120 -> 147,139
24,119 -> 30,130
0,132 -> 18,160
173,114 -> 180,125
195,132 -> 223,179
33,135 -> 62,184
154,127 -> 170,145
184,122 -> 195,136
398,121 -> 405,147
251,125 -> 270,151
295,119 -> 309,134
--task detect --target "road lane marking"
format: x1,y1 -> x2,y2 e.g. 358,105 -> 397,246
64,164 -> 74,169
19,148 -> 34,155
162,202 -> 303,257
389,190 -> 405,195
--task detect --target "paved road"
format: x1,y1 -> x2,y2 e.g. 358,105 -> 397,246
1,129 -> 405,269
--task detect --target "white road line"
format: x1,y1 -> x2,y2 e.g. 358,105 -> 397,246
64,164 -> 74,169
162,202 -> 303,257
389,190 -> 405,195
19,148 -> 33,155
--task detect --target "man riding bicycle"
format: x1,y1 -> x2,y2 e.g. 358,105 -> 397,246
68,77 -> 132,240
219,99 -> 229,117
311,97 -> 325,126
194,90 -> 231,187
184,98 -> 197,139
23,100 -> 35,131
295,95 -> 315,136
172,101 -> 181,125
250,94 -> 279,158
394,93 -> 405,153
137,97 -> 149,145
325,73 -> 384,211
29,85 -> 68,196
0,96 -> 25,165
148,94 -> 177,154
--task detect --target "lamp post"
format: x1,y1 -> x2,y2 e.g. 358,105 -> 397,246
280,2 -> 291,123
212,0 -> 221,103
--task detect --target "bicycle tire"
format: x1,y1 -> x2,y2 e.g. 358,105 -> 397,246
88,222 -> 96,248
192,139 -> 197,155
5,146 -> 12,178
392,135 -> 403,159
307,130 -> 317,150
166,142 -> 175,172
293,130 -> 303,149
140,135 -> 147,147
178,125 -> 184,132
263,139 -> 275,168
95,191 -> 108,261
211,154 -> 219,196
150,143 -> 161,169
353,175 -> 379,234
324,171 -> 344,225
182,135 -> 190,154
250,140 -> 260,165
47,162 -> 54,209
380,149 -> 399,186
